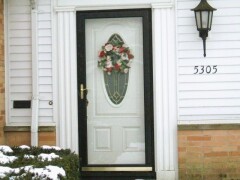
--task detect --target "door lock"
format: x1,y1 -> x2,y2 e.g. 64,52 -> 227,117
80,84 -> 88,99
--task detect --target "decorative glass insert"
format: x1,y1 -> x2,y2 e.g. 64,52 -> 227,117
104,71 -> 129,105
98,34 -> 134,105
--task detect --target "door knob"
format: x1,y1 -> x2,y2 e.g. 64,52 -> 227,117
80,84 -> 88,99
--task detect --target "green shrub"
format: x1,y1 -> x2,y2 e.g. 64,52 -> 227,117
0,146 -> 80,180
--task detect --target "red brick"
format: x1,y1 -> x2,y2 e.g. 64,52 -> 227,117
204,157 -> 229,163
178,135 -> 187,142
178,147 -> 186,152
202,140 -> 228,147
213,146 -> 237,152
204,151 -> 228,157
202,147 -> 212,153
203,130 -> 229,136
186,140 -> 202,146
178,157 -> 186,164
178,131 -> 203,136
187,136 -> 211,141
186,146 -> 205,153
229,151 -> 240,157
228,130 -> 240,136
186,152 -> 203,158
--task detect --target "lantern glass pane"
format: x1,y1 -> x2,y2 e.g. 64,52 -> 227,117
201,11 -> 209,29
195,11 -> 201,29
208,11 -> 213,29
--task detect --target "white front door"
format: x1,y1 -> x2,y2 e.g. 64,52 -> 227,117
77,9 -> 155,178
85,17 -> 145,164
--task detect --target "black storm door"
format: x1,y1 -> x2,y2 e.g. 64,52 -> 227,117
77,9 -> 155,179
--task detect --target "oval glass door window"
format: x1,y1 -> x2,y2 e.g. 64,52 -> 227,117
98,34 -> 134,105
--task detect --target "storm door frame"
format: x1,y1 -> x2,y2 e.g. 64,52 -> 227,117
76,9 -> 155,179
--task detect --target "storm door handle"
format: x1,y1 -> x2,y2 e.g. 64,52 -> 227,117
80,84 -> 88,99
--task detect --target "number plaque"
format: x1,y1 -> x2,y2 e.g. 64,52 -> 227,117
193,65 -> 218,74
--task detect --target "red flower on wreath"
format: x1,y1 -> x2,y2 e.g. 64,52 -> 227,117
119,47 -> 125,53
114,64 -> 121,71
127,53 -> 134,59
106,67 -> 113,72
98,51 -> 105,58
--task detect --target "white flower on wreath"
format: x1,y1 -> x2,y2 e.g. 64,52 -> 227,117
106,56 -> 113,68
117,60 -> 122,65
121,53 -> 128,60
124,68 -> 129,74
106,56 -> 111,61
105,44 -> 113,51
127,60 -> 132,67
113,46 -> 119,52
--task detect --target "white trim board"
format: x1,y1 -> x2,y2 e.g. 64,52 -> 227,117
56,0 -> 173,7
54,2 -> 174,12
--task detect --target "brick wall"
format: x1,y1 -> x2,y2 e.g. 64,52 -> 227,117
5,131 -> 56,146
38,132 -> 56,146
178,129 -> 240,180
0,0 -> 4,145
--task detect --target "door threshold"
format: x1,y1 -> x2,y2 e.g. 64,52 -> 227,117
81,171 -> 156,180
82,167 -> 153,171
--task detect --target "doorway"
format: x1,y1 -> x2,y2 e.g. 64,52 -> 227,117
77,9 -> 155,179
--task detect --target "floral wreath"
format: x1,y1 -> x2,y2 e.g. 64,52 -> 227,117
98,41 -> 134,75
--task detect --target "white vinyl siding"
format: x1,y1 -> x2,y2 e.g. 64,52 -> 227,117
177,0 -> 240,124
37,0 -> 54,124
6,0 -> 32,123
6,0 -> 54,125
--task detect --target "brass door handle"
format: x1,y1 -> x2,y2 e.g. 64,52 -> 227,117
80,84 -> 88,99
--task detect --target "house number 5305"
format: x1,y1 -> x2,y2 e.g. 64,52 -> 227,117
193,65 -> 217,74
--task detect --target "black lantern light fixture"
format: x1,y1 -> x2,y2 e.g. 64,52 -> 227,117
191,0 -> 216,57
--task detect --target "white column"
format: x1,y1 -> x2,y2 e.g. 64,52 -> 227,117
152,4 -> 178,180
56,10 -> 78,152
